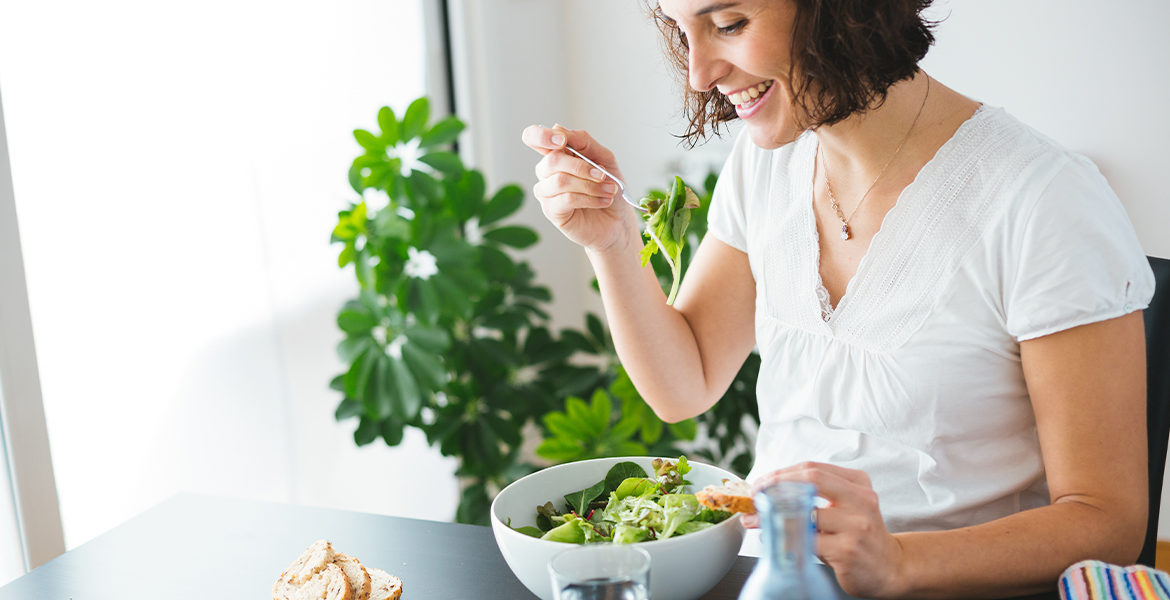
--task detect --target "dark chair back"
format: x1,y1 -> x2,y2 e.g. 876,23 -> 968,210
1140,255 -> 1170,567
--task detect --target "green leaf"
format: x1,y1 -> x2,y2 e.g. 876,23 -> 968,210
564,479 -> 606,515
483,226 -> 538,249
343,347 -> 375,400
452,170 -> 485,220
667,418 -> 698,441
588,389 -> 612,435
354,416 -> 380,446
545,411 -> 589,441
480,185 -> 524,226
337,243 -> 356,269
419,115 -> 465,148
386,356 -> 423,420
381,417 -> 405,446
337,336 -> 373,363
456,481 -> 491,525
366,353 -> 392,419
354,129 -> 383,151
478,245 -> 516,280
401,341 -> 445,390
405,325 -> 450,353
406,170 -> 441,205
418,151 -> 463,177
484,412 -> 522,447
604,462 -> 647,494
334,397 -> 363,421
586,313 -> 608,349
400,97 -> 430,141
536,438 -> 583,462
378,106 -> 400,146
337,307 -> 377,334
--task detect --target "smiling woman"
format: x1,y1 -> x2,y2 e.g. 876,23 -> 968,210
0,0 -> 458,576
521,0 -> 1159,598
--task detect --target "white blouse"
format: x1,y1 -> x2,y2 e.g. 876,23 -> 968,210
707,105 -> 1155,532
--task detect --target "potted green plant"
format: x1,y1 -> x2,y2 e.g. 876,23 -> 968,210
329,96 -> 759,524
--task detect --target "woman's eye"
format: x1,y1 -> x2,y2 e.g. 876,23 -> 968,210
717,19 -> 747,35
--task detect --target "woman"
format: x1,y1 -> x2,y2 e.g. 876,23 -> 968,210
522,1 -> 1155,597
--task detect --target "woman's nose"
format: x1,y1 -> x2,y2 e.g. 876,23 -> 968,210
687,40 -> 726,93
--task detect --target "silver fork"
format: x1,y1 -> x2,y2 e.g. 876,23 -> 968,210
564,145 -> 647,213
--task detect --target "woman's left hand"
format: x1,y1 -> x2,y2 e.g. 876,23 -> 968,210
748,462 -> 908,599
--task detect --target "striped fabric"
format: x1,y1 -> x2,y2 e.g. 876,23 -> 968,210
1059,560 -> 1170,600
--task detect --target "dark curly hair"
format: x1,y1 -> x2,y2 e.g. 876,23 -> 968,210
648,0 -> 937,147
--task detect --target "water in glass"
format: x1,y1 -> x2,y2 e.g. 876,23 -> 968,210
557,577 -> 649,600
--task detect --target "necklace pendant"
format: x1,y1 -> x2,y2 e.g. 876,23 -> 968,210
840,223 -> 850,241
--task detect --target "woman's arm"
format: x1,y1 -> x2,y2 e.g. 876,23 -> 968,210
589,232 -> 757,422
755,312 -> 1148,599
521,125 -> 757,422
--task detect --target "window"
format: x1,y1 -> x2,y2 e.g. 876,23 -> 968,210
0,0 -> 456,567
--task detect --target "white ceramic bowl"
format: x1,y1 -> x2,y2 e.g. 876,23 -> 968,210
490,456 -> 746,600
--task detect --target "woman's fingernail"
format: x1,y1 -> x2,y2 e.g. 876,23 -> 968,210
602,183 -> 617,193
589,168 -> 604,181
550,134 -> 565,146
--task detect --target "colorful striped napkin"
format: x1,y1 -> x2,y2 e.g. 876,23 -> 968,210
1059,560 -> 1170,599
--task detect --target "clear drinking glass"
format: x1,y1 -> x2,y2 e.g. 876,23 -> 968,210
737,481 -> 837,600
548,544 -> 651,600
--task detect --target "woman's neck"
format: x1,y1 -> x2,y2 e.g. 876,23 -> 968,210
813,72 -> 936,194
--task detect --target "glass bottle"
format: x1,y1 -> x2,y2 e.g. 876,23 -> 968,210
737,481 -> 838,600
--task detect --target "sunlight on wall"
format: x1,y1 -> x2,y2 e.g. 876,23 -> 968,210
0,0 -> 458,549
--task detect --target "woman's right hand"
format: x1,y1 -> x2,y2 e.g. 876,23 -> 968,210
521,125 -> 642,253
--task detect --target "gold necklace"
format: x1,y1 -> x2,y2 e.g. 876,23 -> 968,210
820,77 -> 931,241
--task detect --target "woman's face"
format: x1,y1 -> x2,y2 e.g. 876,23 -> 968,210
658,0 -> 804,149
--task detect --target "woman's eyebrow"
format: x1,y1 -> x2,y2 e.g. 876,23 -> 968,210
695,2 -> 740,17
659,1 -> 740,24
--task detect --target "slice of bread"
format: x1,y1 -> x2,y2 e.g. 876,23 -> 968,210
368,567 -> 403,600
279,539 -> 337,586
333,553 -> 372,600
696,479 -> 756,515
289,563 -> 353,600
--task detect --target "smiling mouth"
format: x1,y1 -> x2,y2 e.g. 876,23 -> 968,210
726,80 -> 774,110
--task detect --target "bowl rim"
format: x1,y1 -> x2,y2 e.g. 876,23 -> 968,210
489,455 -> 746,549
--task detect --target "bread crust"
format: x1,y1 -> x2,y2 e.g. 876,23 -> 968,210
368,567 -> 403,600
334,553 -> 372,600
279,539 -> 336,586
696,479 -> 756,515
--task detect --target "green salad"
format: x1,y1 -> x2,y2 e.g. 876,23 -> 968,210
509,456 -> 732,544
638,177 -> 701,306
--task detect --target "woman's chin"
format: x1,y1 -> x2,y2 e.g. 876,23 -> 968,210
745,122 -> 803,150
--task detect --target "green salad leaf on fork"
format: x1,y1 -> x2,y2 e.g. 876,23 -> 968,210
638,177 -> 702,305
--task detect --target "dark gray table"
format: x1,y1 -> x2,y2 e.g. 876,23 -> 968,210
0,494 -> 1056,599
0,493 -> 777,599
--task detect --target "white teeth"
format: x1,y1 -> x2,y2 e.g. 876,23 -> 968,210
728,81 -> 773,107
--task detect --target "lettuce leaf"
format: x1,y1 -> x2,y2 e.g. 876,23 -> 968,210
637,177 -> 701,305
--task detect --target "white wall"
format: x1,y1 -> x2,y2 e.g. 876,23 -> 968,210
454,0 -> 1170,535
0,0 -> 458,551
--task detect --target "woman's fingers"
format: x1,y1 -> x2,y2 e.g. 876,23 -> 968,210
521,124 -> 567,154
534,150 -> 609,185
554,125 -> 618,169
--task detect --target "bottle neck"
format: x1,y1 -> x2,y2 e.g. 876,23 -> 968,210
756,484 -> 817,571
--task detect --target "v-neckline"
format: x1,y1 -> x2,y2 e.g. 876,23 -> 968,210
804,115 -> 970,326
806,134 -> 905,325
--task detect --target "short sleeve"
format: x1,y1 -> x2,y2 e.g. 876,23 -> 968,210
706,130 -> 754,253
1004,155 -> 1155,341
